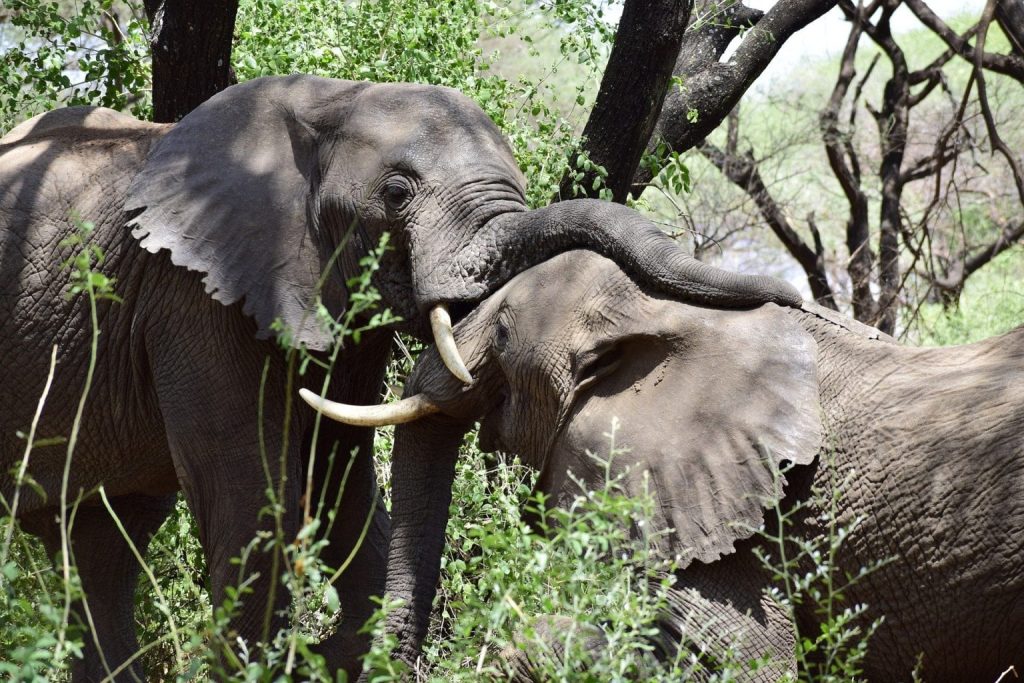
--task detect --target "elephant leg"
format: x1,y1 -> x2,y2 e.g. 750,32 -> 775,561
24,494 -> 175,683
150,330 -> 305,667
172,442 -> 302,666
662,544 -> 796,681
308,423 -> 390,674
308,331 -> 393,675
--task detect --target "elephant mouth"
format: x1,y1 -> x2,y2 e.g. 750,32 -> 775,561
440,299 -> 478,327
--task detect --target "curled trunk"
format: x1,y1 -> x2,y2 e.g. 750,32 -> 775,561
424,199 -> 802,312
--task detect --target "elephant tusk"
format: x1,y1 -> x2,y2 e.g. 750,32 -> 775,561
430,304 -> 473,384
299,388 -> 441,426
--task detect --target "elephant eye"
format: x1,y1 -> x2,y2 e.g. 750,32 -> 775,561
382,180 -> 413,211
576,343 -> 624,391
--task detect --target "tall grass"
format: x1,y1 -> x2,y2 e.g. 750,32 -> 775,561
3,224 -> 888,682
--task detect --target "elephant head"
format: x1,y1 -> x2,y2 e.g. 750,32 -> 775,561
301,249 -> 821,664
126,75 -> 800,380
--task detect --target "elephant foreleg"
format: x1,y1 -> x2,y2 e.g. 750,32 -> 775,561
663,546 -> 797,682
309,432 -> 389,674
306,330 -> 394,676
172,440 -> 302,670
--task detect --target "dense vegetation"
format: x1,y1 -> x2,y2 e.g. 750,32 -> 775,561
1,1 -> 1022,680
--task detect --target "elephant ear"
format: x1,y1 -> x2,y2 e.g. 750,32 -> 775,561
125,75 -> 366,350
553,303 -> 823,567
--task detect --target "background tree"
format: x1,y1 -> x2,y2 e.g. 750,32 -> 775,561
143,0 -> 238,122
2,1 -> 1023,678
645,0 -> 1024,336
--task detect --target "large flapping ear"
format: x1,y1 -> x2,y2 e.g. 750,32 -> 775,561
125,75 -> 367,350
550,303 -> 823,568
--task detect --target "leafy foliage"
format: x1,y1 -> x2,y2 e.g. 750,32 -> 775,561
232,0 -> 611,206
754,458 -> 887,683
421,428 -> 686,681
0,0 -> 150,133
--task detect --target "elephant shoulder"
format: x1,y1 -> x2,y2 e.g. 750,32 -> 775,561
0,107 -> 166,270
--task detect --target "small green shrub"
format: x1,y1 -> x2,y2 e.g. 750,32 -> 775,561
420,426 -> 685,681
754,455 -> 887,683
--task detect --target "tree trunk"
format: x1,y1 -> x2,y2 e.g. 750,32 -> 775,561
559,0 -> 692,203
144,0 -> 239,123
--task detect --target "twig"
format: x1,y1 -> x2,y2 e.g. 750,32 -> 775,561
1,345 -> 59,562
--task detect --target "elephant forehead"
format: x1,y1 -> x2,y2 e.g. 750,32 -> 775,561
502,251 -> 648,341
346,84 -> 515,172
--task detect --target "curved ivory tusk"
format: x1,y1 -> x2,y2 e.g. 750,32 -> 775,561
299,388 -> 441,426
430,304 -> 473,384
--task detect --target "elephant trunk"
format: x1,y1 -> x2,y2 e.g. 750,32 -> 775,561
421,198 -> 802,312
382,414 -> 471,668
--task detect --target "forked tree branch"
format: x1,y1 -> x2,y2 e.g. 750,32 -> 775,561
902,0 -> 1024,81
822,3 -> 877,324
699,140 -> 839,308
632,0 -> 838,193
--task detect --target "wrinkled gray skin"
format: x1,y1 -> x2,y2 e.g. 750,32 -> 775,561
0,75 -> 800,681
388,251 -> 1024,681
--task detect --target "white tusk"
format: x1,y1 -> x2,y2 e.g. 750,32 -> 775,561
429,304 -> 473,384
299,388 -> 440,427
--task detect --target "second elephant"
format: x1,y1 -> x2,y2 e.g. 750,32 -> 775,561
311,250 -> 1024,680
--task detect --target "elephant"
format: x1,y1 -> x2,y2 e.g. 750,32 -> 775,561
307,249 -> 1024,680
0,75 -> 801,680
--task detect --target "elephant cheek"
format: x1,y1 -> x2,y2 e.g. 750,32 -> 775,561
539,399 -> 619,505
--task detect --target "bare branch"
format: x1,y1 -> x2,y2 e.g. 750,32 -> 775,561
972,0 -> 1024,207
902,0 -> 1024,81
822,3 -> 876,323
699,140 -> 838,307
932,219 -> 1024,297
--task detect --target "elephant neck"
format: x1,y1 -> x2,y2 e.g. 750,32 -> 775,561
789,308 -> 898,417
791,307 -> 1024,467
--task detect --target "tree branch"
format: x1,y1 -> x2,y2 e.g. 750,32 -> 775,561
699,140 -> 838,308
633,0 -> 837,192
995,0 -> 1024,57
972,0 -> 1024,208
902,0 -> 1024,81
931,219 -> 1024,297
862,1 -> 911,336
822,3 -> 876,323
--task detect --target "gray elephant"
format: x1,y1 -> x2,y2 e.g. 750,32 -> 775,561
308,250 -> 1024,680
0,75 -> 800,680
